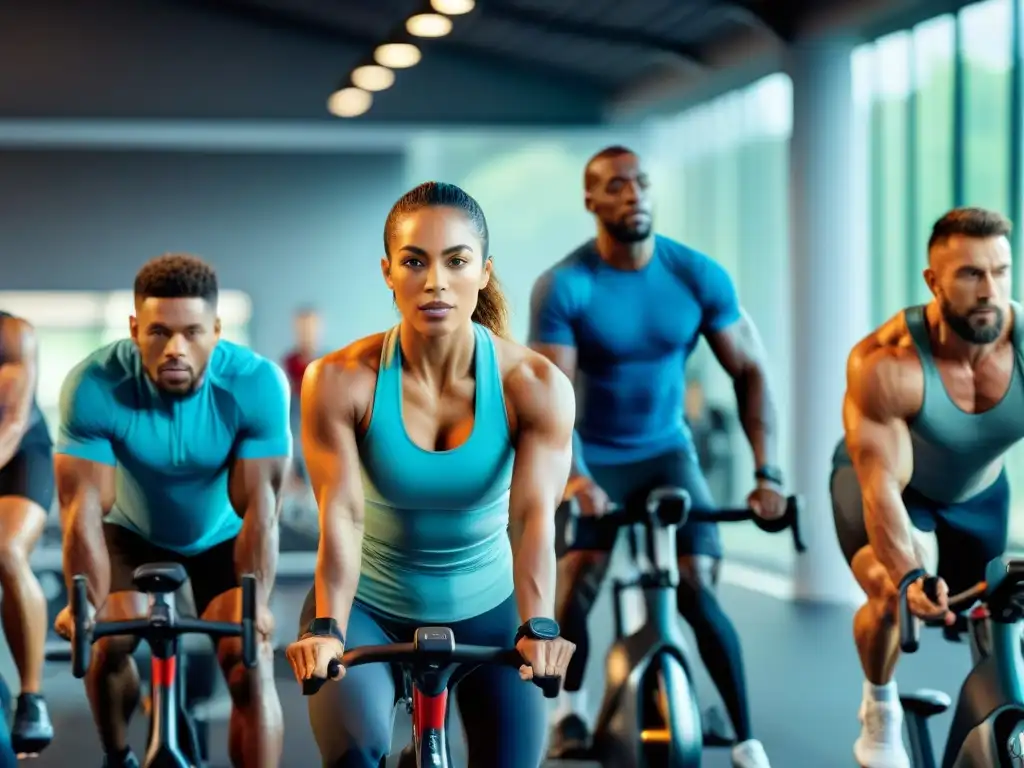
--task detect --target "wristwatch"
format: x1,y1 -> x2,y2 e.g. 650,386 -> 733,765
303,617 -> 345,646
755,465 -> 784,486
515,617 -> 560,645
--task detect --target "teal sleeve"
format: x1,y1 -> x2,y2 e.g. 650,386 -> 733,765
235,359 -> 293,460
55,364 -> 117,466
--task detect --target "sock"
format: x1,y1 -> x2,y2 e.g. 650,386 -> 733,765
864,679 -> 897,705
551,689 -> 588,724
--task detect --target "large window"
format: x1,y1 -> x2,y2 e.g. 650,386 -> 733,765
0,291 -> 251,443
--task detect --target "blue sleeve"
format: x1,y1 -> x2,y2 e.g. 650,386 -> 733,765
235,359 -> 293,460
695,255 -> 742,334
528,270 -> 577,346
55,364 -> 117,466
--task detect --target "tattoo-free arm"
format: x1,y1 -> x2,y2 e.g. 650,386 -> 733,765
705,312 -> 779,472
845,352 -> 918,584
303,358 -> 366,637
56,455 -> 115,606
507,357 -> 575,622
0,317 -> 39,468
229,458 -> 287,602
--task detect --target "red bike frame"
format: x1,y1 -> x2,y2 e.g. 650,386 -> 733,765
411,687 -> 450,766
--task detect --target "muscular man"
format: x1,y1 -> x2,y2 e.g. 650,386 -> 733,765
529,146 -> 785,768
833,207 -> 1024,768
0,312 -> 55,755
53,254 -> 291,768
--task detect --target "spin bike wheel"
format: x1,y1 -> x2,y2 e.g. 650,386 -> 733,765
639,652 -> 702,767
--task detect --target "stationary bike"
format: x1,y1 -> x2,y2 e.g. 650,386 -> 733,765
898,556 -> 1024,768
559,486 -> 806,768
69,563 -> 258,768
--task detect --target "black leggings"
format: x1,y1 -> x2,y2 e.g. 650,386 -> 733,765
298,589 -> 547,768
559,449 -> 752,741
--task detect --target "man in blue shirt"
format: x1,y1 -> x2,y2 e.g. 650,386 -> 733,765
53,255 -> 292,768
529,146 -> 784,768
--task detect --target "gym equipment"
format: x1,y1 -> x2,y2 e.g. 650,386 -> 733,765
899,556 -> 1024,768
69,563 -> 258,768
559,486 -> 806,767
301,626 -> 562,768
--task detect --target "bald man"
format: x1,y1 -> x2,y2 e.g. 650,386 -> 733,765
831,207 -> 1024,768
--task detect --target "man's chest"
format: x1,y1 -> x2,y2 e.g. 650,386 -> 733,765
574,273 -> 704,363
113,406 -> 238,474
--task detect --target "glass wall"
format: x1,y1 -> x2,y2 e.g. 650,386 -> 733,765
857,0 -> 1024,545
0,291 -> 251,443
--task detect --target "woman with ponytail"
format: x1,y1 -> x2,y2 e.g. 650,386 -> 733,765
287,181 -> 577,767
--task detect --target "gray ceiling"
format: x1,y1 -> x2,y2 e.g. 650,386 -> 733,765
0,0 -> 971,126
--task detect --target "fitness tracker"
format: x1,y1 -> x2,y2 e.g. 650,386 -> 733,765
515,617 -> 560,644
755,465 -> 784,486
303,617 -> 345,646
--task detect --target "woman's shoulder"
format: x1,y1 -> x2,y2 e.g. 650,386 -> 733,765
307,332 -> 387,394
490,332 -> 574,419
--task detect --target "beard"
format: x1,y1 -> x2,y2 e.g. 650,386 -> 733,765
940,298 -> 1004,344
603,217 -> 652,244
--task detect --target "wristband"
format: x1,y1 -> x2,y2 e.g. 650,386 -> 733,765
303,617 -> 345,647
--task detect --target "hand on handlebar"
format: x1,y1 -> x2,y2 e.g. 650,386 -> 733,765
566,475 -> 611,517
286,635 -> 345,686
746,483 -> 787,521
54,602 -> 94,642
906,576 -> 955,625
515,636 -> 575,682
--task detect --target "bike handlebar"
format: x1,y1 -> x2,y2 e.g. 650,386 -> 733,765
69,573 -> 259,678
300,644 -> 562,699
898,570 -> 988,653
562,490 -> 806,553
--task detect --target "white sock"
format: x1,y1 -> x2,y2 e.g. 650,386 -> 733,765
551,689 -> 588,724
864,679 -> 897,705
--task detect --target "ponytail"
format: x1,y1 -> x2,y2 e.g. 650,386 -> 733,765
472,270 -> 510,338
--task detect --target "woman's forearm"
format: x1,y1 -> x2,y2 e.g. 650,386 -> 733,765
511,513 -> 556,622
314,514 -> 364,638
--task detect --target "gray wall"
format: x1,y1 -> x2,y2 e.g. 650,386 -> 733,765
0,149 -> 408,359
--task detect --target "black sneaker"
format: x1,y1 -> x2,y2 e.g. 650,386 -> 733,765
101,748 -> 140,768
546,713 -> 591,760
11,693 -> 53,756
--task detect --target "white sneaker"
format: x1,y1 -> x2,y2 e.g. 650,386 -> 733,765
854,698 -> 910,768
732,739 -> 771,768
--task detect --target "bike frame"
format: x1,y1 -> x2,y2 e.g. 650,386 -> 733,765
141,592 -> 194,768
411,685 -> 450,767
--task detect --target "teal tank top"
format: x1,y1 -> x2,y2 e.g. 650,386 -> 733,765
903,302 -> 1024,503
355,323 -> 516,623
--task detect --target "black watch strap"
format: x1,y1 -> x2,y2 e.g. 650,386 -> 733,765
515,617 -> 560,644
303,617 -> 345,646
755,465 -> 784,486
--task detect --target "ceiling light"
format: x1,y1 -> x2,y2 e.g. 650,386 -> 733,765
406,13 -> 453,38
374,43 -> 422,69
327,88 -> 372,118
351,65 -> 395,92
431,0 -> 475,14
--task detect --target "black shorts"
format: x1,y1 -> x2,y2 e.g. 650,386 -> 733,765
590,448 -> 722,558
830,463 -> 1010,594
104,523 -> 238,617
0,442 -> 54,512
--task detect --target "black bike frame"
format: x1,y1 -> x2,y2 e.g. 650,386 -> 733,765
140,592 -> 192,768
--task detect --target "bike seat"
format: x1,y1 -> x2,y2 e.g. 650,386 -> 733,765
900,689 -> 952,718
133,563 -> 188,595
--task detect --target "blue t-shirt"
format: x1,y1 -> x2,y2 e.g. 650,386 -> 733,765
529,235 -> 741,466
56,339 -> 292,555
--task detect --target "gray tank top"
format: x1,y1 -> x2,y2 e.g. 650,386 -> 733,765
906,302 -> 1024,503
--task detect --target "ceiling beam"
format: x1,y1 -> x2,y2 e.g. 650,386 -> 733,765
479,1 -> 708,65
169,0 -> 610,92
721,0 -> 798,41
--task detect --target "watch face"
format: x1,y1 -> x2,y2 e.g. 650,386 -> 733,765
531,617 -> 560,639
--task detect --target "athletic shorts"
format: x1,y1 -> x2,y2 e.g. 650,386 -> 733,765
589,448 -> 722,558
104,523 -> 238,617
0,442 -> 54,512
830,462 -> 1009,594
